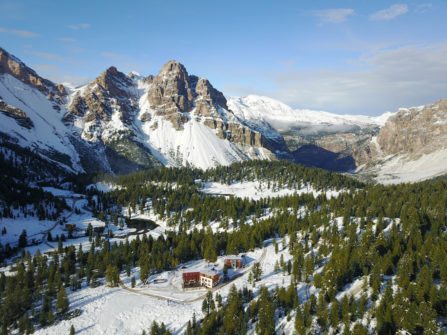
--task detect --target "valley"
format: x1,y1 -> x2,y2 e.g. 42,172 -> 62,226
0,39 -> 447,335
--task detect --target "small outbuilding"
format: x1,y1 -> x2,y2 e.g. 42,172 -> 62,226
224,256 -> 245,269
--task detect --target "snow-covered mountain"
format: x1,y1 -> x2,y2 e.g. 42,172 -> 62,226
0,48 -> 276,173
366,100 -> 447,184
228,95 -> 390,135
1,46 -> 447,184
0,49 -> 83,174
228,95 -> 391,172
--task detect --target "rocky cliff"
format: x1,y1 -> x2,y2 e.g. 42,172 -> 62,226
377,100 -> 447,157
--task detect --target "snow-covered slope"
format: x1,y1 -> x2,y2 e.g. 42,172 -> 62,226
228,95 -> 391,135
64,66 -> 273,171
140,114 -> 269,169
0,73 -> 82,172
371,149 -> 447,184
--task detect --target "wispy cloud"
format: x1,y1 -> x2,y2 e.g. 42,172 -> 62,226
313,8 -> 354,23
370,4 -> 409,21
415,3 -> 432,13
67,23 -> 91,30
264,43 -> 447,115
0,26 -> 39,38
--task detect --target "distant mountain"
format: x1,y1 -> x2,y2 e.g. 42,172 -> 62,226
366,100 -> 447,184
1,46 -> 446,183
229,95 -> 389,172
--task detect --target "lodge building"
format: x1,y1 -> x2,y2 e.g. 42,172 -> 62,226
182,270 -> 220,289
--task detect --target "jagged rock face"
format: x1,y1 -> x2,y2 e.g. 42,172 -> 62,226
193,78 -> 229,119
194,77 -> 228,109
0,47 -> 66,102
67,67 -> 137,125
147,60 -> 267,149
64,67 -> 162,173
203,119 -> 263,146
377,100 -> 447,157
314,132 -> 378,166
0,101 -> 33,129
148,61 -> 228,126
148,60 -> 194,120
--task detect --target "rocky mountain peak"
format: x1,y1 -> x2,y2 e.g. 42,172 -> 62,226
159,60 -> 189,77
0,47 -> 66,102
148,60 -> 195,128
148,61 -> 228,122
66,65 -> 137,126
95,66 -> 133,97
195,77 -> 228,110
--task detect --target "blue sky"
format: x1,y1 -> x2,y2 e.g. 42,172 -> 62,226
0,0 -> 446,115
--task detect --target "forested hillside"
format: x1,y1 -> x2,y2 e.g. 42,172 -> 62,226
1,161 -> 446,334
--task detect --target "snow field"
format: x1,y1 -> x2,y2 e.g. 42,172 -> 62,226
200,181 -> 343,201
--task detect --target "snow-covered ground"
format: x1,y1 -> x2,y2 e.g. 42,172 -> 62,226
33,282 -> 203,335
373,149 -> 447,184
1,187 -> 110,255
31,238 -> 300,335
86,182 -> 122,193
201,181 -> 343,200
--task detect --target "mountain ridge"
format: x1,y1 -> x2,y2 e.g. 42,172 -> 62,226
1,46 -> 446,184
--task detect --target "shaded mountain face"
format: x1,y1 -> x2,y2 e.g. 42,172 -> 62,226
287,144 -> 356,172
1,46 -> 447,183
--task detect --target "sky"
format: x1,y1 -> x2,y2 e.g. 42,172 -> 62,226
0,0 -> 446,115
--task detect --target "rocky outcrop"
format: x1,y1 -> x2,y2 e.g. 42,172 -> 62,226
377,100 -> 447,157
0,47 -> 66,103
0,100 -> 33,129
314,131 -> 378,166
148,61 -> 194,123
148,61 -> 228,127
203,119 -> 263,146
194,77 -> 228,109
148,60 -> 267,149
66,67 -> 137,125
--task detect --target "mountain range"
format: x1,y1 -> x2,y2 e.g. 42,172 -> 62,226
1,46 -> 447,184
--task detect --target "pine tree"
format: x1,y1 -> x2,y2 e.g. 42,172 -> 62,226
257,286 -> 275,335
223,285 -> 244,335
57,285 -> 69,314
252,262 -> 262,282
69,325 -> 75,335
18,229 -> 27,248
295,306 -> 306,334
139,243 -> 150,284
105,265 -> 120,287
202,298 -> 209,316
